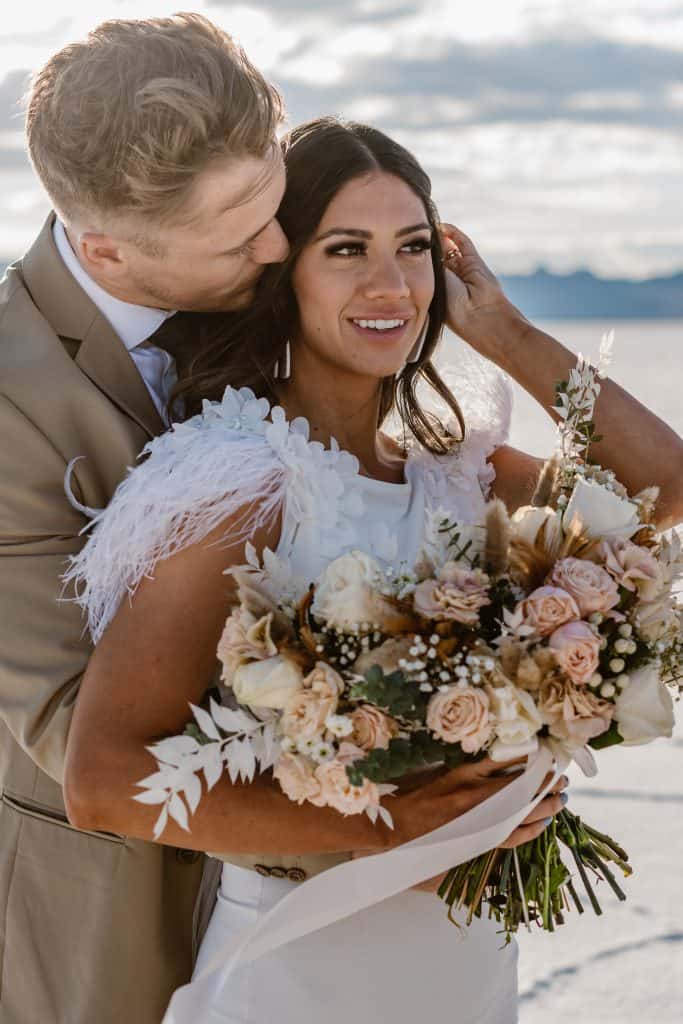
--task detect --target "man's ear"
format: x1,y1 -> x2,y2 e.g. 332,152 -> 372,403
75,231 -> 126,277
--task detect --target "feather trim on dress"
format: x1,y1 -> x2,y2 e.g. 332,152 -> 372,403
63,355 -> 512,645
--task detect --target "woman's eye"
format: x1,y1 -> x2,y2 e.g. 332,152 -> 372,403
400,238 -> 432,254
325,243 -> 365,257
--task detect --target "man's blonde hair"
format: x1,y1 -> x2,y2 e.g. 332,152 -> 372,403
26,12 -> 284,231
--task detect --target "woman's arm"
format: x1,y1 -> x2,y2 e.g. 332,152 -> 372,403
64,503 -> 563,857
443,225 -> 683,526
64,511 -> 388,855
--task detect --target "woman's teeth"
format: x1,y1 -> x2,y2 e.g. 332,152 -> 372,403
352,319 -> 406,330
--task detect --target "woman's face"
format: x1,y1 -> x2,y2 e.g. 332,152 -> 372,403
290,171 -> 435,382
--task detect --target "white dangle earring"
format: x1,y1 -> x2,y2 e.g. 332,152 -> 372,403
396,316 -> 429,378
273,340 -> 292,381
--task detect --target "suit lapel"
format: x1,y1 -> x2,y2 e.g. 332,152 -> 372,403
20,213 -> 165,440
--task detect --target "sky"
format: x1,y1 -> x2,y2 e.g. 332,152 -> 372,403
1,0 -> 682,277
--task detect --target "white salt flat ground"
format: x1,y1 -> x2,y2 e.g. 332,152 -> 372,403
445,321 -> 683,1024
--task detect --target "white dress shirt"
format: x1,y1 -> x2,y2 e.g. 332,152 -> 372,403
53,220 -> 178,425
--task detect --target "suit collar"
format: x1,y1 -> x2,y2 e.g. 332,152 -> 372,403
20,213 -> 165,439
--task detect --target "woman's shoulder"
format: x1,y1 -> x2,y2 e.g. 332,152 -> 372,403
62,387 -> 362,641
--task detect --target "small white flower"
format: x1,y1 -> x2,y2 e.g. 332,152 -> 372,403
609,658 -> 626,673
311,742 -> 336,763
297,737 -> 318,754
325,714 -> 355,738
281,736 -> 297,753
614,638 -> 630,654
618,623 -> 633,638
616,674 -> 630,689
600,682 -> 616,698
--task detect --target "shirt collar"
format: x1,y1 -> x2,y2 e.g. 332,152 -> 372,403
52,219 -> 176,351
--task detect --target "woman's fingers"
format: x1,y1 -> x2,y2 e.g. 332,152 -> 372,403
500,817 -> 552,849
521,790 -> 568,827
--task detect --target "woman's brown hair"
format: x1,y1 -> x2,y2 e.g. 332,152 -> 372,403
169,117 -> 465,453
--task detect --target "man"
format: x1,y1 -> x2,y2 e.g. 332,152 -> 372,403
0,14 -> 288,1023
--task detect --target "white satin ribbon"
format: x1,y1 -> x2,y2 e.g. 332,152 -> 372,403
164,745 -> 564,1021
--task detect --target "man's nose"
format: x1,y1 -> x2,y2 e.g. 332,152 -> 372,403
252,219 -> 289,265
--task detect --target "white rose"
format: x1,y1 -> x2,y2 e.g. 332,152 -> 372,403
614,664 -> 675,745
511,505 -> 563,549
563,477 -> 640,540
232,655 -> 305,709
487,683 -> 543,762
311,551 -> 389,630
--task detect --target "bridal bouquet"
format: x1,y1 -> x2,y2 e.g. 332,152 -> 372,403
136,336 -> 682,939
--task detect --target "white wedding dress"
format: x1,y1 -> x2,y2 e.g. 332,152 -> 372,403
66,357 -> 521,1023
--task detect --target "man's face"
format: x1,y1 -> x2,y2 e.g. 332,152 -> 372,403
118,145 -> 289,312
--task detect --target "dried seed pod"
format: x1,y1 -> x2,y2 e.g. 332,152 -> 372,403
531,456 -> 560,509
484,498 -> 511,576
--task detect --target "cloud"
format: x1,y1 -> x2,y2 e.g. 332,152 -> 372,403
0,69 -> 30,131
0,2 -> 682,274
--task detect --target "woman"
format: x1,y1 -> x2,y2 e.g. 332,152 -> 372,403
64,119 -> 683,1022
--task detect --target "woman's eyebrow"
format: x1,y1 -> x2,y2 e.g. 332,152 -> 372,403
314,222 -> 432,242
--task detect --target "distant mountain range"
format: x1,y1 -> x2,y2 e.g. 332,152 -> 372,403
499,268 -> 683,319
1,259 -> 681,319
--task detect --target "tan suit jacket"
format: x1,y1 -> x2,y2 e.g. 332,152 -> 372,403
0,215 -> 204,1024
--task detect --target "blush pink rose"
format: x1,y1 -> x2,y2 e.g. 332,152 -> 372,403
426,685 -> 493,753
548,558 -> 620,617
538,677 -> 614,745
600,538 -> 665,602
414,564 -> 491,626
519,586 -> 580,637
349,706 -> 400,751
273,753 -> 322,805
310,752 -> 379,816
281,662 -> 343,742
548,621 -> 601,685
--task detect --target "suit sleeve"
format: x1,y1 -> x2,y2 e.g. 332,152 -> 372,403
0,395 -> 92,784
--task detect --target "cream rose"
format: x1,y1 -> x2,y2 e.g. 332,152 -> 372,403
310,551 -> 396,631
486,683 -> 543,761
614,665 -> 675,744
519,585 -> 580,636
548,558 -> 620,617
600,538 -> 665,603
273,753 -> 322,805
563,476 -> 641,540
548,621 -> 601,685
538,677 -> 614,745
281,662 -> 344,742
232,655 -> 304,709
414,563 -> 491,626
426,685 -> 493,753
511,505 -> 563,549
634,594 -> 680,642
349,706 -> 400,751
217,607 -> 256,683
310,751 -> 379,815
